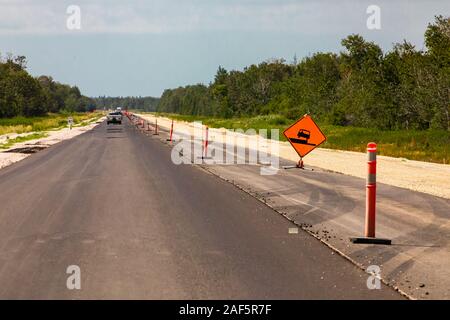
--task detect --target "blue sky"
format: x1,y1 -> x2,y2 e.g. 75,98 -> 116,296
0,0 -> 449,97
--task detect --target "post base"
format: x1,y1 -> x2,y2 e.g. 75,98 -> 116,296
282,159 -> 314,171
282,165 -> 314,171
349,237 -> 391,245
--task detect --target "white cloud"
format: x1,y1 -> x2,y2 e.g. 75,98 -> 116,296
0,0 -> 448,35
0,0 -> 363,35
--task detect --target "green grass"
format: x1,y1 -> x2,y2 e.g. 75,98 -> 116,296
149,112 -> 450,164
0,132 -> 48,149
0,112 -> 103,136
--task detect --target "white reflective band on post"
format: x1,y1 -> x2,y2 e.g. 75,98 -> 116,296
367,173 -> 376,184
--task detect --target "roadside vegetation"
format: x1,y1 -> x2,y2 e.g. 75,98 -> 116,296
0,112 -> 102,136
145,15 -> 450,164
0,53 -> 103,137
154,112 -> 450,164
0,132 -> 48,149
0,54 -> 96,118
155,16 -> 449,133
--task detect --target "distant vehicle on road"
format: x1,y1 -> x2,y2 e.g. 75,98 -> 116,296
107,111 -> 122,125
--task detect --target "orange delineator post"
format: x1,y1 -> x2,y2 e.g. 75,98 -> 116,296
203,126 -> 209,158
350,142 -> 391,245
365,142 -> 377,238
167,120 -> 174,142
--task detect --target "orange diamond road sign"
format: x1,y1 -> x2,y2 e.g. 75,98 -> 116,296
283,114 -> 326,158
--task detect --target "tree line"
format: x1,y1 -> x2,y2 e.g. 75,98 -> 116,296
0,54 -> 96,118
93,96 -> 160,112
157,16 -> 449,131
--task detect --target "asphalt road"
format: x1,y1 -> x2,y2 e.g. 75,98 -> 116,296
0,119 -> 402,299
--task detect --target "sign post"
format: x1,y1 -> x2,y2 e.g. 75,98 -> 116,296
283,114 -> 326,170
68,117 -> 74,130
